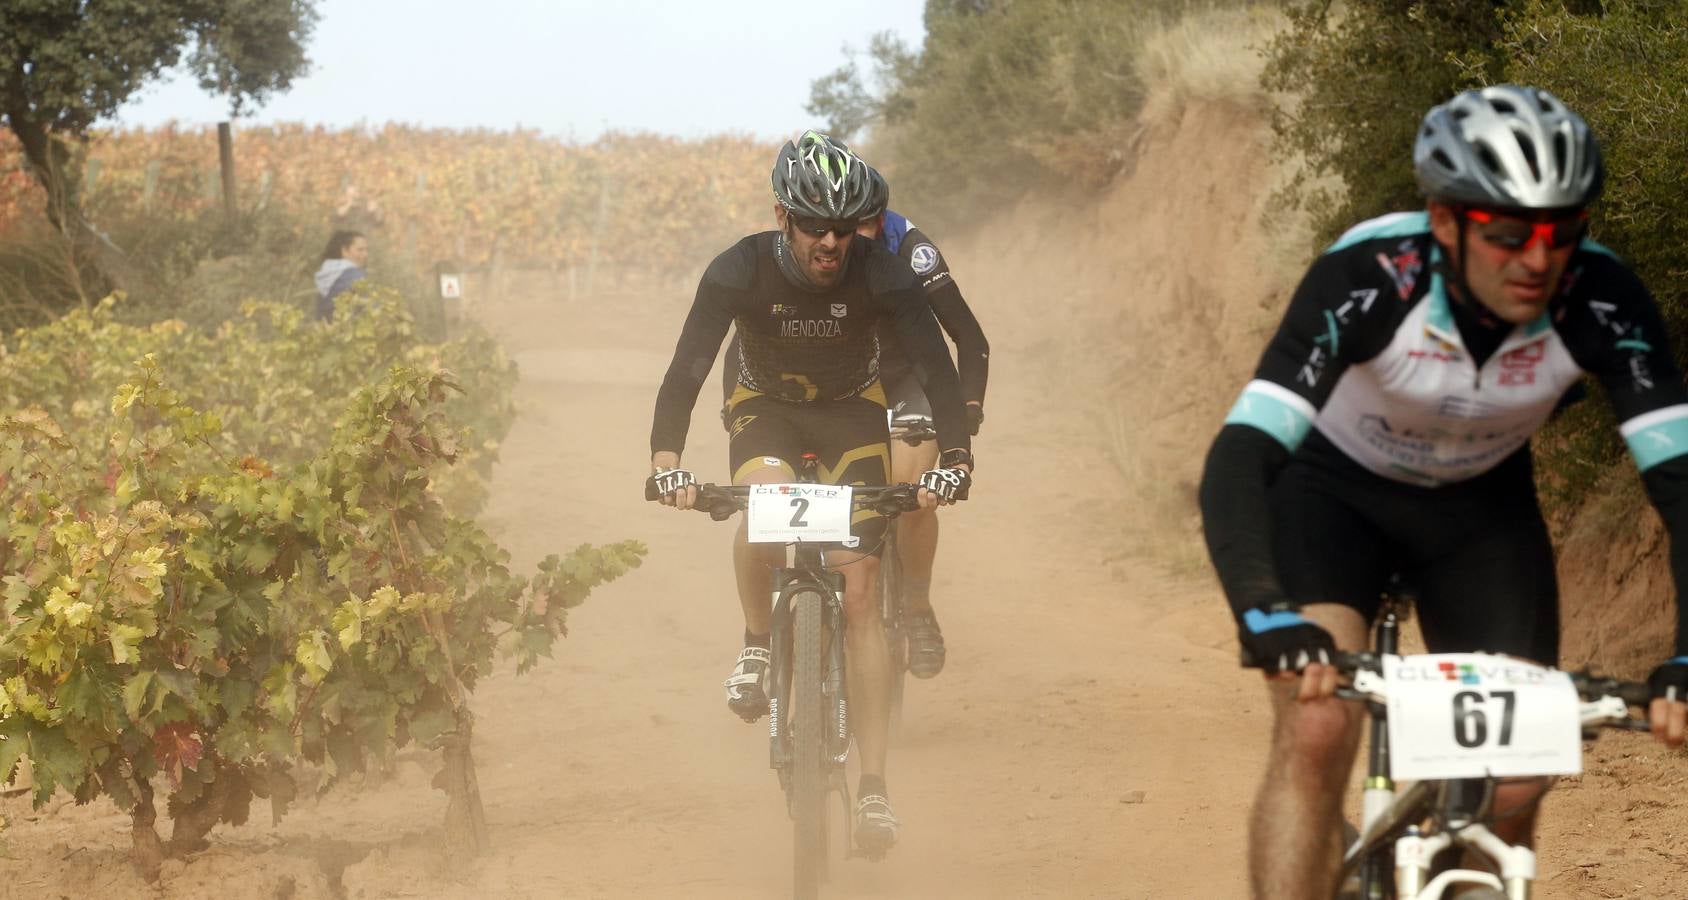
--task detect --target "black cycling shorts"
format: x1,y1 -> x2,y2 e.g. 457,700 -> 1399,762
885,373 -> 931,421
1269,432 -> 1559,664
724,381 -> 892,553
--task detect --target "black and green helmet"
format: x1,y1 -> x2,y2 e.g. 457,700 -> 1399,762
863,164 -> 890,218
772,131 -> 877,220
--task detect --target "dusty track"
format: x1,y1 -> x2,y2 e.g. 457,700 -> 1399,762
3,104 -> 1686,899
442,273 -> 1266,898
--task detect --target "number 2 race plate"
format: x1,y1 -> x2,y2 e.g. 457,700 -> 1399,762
746,484 -> 853,544
1384,653 -> 1582,781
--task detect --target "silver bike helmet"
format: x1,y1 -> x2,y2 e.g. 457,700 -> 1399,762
1413,85 -> 1603,209
772,130 -> 877,220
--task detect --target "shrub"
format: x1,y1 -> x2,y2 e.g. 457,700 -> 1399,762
0,293 -> 635,875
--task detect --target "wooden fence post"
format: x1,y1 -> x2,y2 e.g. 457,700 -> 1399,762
217,122 -> 237,218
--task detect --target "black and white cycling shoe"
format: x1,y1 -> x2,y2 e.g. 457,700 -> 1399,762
853,794 -> 899,855
723,646 -> 771,722
907,610 -> 946,679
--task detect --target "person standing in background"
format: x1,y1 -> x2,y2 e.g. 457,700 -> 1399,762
315,229 -> 368,321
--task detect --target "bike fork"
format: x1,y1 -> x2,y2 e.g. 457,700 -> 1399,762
823,577 -> 849,765
1360,604 -> 1402,899
769,576 -> 794,775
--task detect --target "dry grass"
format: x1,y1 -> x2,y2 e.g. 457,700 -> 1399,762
1133,4 -> 1289,127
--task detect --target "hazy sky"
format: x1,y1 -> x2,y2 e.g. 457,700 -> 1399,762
115,0 -> 925,139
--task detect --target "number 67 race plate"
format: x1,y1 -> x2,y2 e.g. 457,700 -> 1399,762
746,484 -> 853,544
1384,653 -> 1582,781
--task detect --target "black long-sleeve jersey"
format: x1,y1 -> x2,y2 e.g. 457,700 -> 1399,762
717,211 -> 990,409
1199,210 -> 1688,654
873,212 -> 989,404
652,231 -> 972,457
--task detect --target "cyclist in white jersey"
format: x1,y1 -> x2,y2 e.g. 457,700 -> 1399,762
1199,84 -> 1688,899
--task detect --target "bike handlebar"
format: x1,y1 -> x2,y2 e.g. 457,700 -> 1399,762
1331,651 -> 1654,731
644,481 -> 926,522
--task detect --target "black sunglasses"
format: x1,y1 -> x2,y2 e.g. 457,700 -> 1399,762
790,215 -> 861,239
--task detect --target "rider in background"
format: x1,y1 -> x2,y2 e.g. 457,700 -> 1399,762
719,167 -> 990,678
650,131 -> 975,852
859,170 -> 988,677
1198,85 -> 1688,899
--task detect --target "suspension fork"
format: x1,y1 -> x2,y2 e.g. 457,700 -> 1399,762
1360,601 -> 1403,899
820,567 -> 849,764
768,573 -> 794,774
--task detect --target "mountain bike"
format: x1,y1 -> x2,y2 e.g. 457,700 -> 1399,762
648,462 -> 924,900
882,410 -> 938,728
1332,585 -> 1652,899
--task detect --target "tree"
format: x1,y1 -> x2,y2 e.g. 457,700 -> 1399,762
0,0 -> 318,287
804,33 -> 918,142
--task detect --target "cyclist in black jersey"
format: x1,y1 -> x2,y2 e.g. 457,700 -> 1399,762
649,131 -> 975,853
1198,85 -> 1688,899
717,169 -> 990,679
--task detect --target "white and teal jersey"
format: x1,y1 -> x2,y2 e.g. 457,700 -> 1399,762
1223,211 -> 1688,487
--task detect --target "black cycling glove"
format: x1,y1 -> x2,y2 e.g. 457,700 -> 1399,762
1238,605 -> 1335,675
918,466 -> 970,503
1647,656 -> 1688,703
645,468 -> 696,501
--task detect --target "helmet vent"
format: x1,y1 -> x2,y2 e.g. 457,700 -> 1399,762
1552,132 -> 1570,180
1490,97 -> 1517,115
1432,148 -> 1457,173
1475,143 -> 1504,177
1515,133 -> 1542,179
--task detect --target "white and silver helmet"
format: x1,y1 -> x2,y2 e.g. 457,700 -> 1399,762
1413,85 -> 1603,209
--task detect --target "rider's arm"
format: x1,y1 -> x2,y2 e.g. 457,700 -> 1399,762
927,280 -> 990,407
720,328 -> 741,412
1199,246 -> 1402,619
1561,254 -> 1688,655
651,245 -> 747,459
870,251 -> 971,458
1641,459 -> 1688,656
902,229 -> 989,406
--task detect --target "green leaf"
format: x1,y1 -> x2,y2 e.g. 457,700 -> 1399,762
405,704 -> 454,748
108,623 -> 146,665
27,728 -> 85,806
0,723 -> 29,791
122,671 -> 154,722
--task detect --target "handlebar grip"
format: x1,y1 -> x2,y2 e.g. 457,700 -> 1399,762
1618,681 -> 1654,708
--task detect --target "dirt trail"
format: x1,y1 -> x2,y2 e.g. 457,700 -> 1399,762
4,101 -> 1687,899
435,269 -> 1267,898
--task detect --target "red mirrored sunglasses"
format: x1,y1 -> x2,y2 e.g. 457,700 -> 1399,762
1464,208 -> 1589,252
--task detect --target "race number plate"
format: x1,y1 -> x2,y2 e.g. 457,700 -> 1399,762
1384,653 -> 1582,781
746,484 -> 853,543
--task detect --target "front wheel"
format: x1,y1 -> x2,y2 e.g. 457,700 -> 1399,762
879,527 -> 908,733
789,589 -> 829,900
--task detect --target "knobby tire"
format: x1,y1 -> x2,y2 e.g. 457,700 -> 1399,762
881,529 -> 908,731
791,590 -> 828,900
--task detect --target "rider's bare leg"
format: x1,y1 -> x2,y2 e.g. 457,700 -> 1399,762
834,547 -> 890,780
1481,777 -> 1547,848
889,439 -> 941,613
733,462 -> 791,636
1251,603 -> 1370,900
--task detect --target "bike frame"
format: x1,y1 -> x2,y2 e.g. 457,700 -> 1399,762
766,544 -> 851,784
645,466 -> 926,890
1344,592 -> 1539,900
1339,587 -> 1648,900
